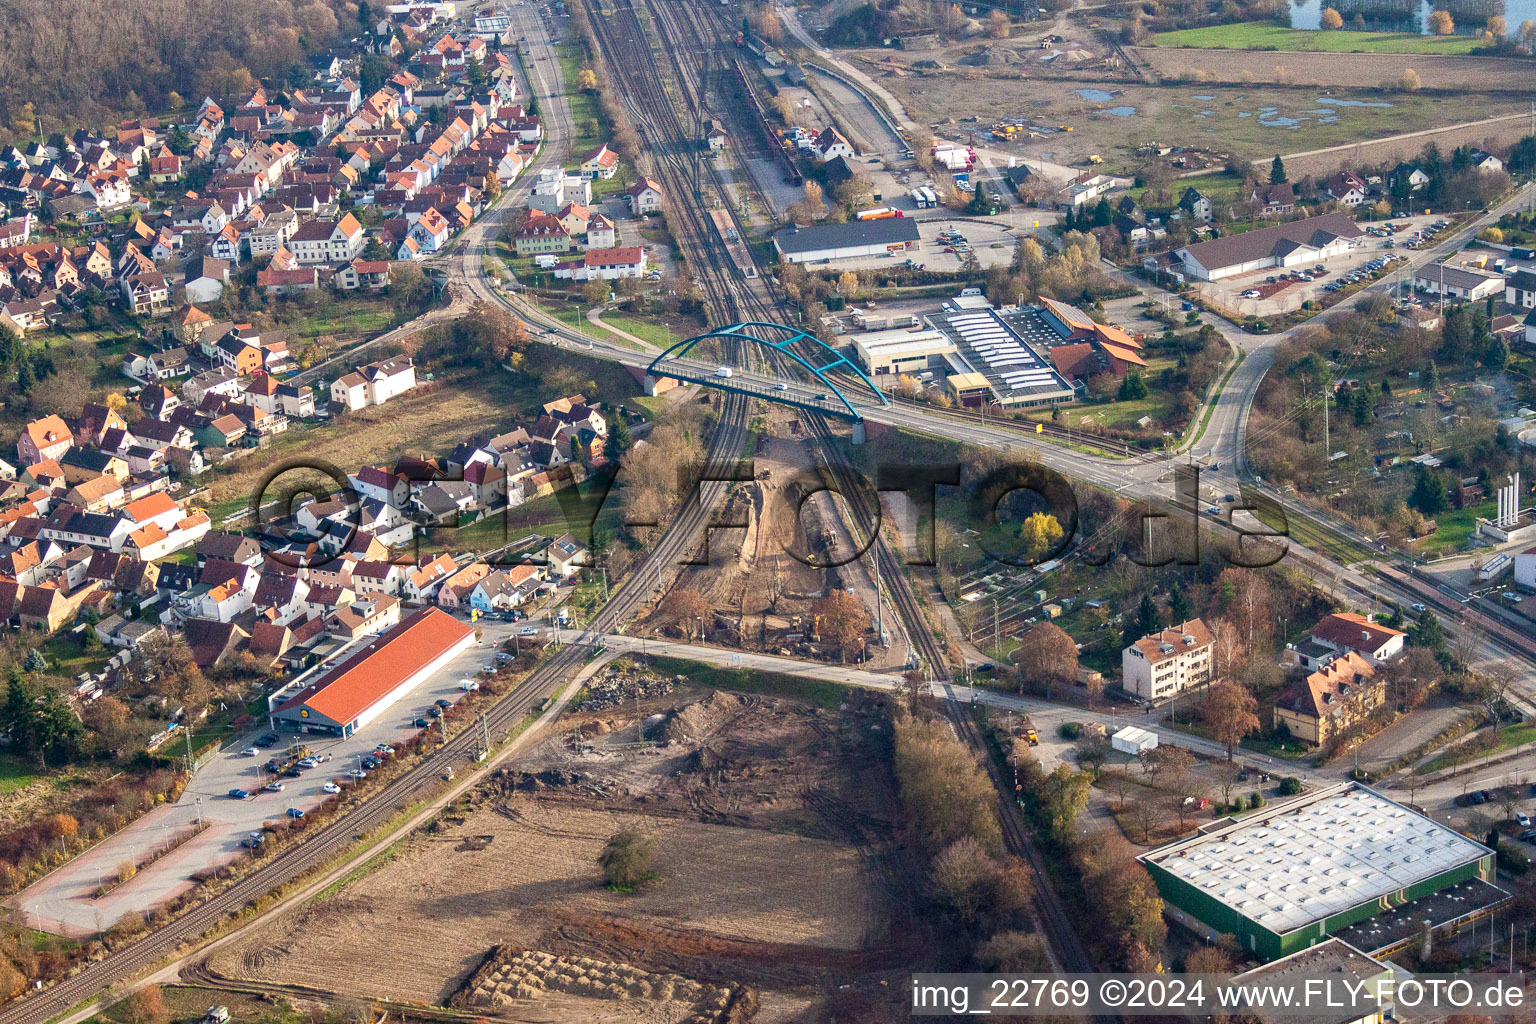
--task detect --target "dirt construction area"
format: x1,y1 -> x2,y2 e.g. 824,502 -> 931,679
208,676 -> 917,1022
648,416 -> 912,670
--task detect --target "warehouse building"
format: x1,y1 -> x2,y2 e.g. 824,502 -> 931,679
772,218 -> 920,264
1140,783 -> 1501,961
927,306 -> 1076,409
1174,212 -> 1362,281
1230,938 -> 1396,1024
268,607 -> 475,737
851,328 -> 955,377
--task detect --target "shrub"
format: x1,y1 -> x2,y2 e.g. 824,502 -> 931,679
598,829 -> 656,891
1058,722 -> 1082,740
1278,776 -> 1303,796
1498,842 -> 1529,875
1249,792 -> 1264,809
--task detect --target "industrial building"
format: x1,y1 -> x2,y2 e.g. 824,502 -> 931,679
771,218 -> 920,264
268,607 -> 475,737
1141,783 -> 1501,961
851,328 -> 955,377
1230,938 -> 1396,1024
927,306 -> 1076,408
1174,212 -> 1362,281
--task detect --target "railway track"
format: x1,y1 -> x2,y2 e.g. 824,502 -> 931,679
0,384 -> 749,1024
942,702 -> 1123,1024
0,12 -> 751,1024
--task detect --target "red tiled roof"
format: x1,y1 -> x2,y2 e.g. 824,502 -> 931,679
1311,612 -> 1404,653
274,607 -> 473,727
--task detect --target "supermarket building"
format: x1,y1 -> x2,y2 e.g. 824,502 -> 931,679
268,607 -> 475,737
1140,783 -> 1502,961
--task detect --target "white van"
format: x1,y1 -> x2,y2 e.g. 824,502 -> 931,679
716,366 -> 733,378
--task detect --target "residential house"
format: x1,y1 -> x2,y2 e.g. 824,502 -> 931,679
626,177 -> 664,215
1178,187 -> 1212,223
289,213 -> 365,266
1273,651 -> 1383,747
1121,618 -> 1215,701
1249,183 -> 1296,216
17,415 -> 73,464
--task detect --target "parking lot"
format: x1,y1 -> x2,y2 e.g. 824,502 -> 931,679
1195,213 -> 1447,318
11,617 -> 546,936
824,204 -> 1057,273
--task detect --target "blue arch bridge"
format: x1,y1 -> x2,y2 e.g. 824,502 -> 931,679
644,321 -> 889,443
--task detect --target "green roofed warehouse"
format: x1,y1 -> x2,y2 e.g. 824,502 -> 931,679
1139,783 -> 1502,961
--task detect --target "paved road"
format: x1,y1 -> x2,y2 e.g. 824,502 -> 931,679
568,630 -> 1329,785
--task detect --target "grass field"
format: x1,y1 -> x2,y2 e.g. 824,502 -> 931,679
1147,21 -> 1483,54
203,352 -> 641,510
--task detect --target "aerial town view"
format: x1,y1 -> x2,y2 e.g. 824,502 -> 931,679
2,0 -> 1536,1022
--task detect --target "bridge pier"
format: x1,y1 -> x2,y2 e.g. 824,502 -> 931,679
851,421 -> 866,445
644,373 -> 661,396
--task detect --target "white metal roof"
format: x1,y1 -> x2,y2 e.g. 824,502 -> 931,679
1144,785 -> 1488,935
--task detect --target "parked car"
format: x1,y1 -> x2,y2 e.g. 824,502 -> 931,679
286,807 -> 305,819
414,717 -> 431,728
322,782 -> 341,794
242,747 -> 260,757
428,706 -> 443,718
263,781 -> 285,793
518,626 -> 538,636
435,698 -> 453,708
460,679 -> 481,691
374,744 -> 395,756
227,788 -> 249,800
255,733 -> 280,748
348,768 -> 367,779
361,756 -> 381,770
1517,812 -> 1531,827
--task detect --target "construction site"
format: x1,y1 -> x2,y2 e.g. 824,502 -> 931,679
637,409 -> 913,671
201,667 -> 920,1023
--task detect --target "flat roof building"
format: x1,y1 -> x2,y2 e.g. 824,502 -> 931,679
928,306 -> 1076,408
268,606 -> 475,737
851,328 -> 955,377
772,218 -> 920,264
1141,783 -> 1499,961
1230,938 -> 1396,1024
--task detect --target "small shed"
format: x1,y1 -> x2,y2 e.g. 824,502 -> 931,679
1111,725 -> 1158,756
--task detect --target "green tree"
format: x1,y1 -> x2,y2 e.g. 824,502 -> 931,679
1126,592 -> 1161,645
598,829 -> 656,890
22,648 -> 47,673
1269,154 -> 1288,184
1410,465 -> 1448,515
1424,360 -> 1439,392
1410,608 -> 1446,652
607,416 -> 633,458
1117,371 -> 1148,401
1484,334 -> 1510,371
1168,584 -> 1191,622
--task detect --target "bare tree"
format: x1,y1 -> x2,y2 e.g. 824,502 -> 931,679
1127,793 -> 1164,843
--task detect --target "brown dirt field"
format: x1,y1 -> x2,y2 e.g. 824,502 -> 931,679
209,687 -> 918,1018
1129,46 -> 1536,91
211,803 -> 878,1002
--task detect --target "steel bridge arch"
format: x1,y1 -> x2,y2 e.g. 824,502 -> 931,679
646,321 -> 889,422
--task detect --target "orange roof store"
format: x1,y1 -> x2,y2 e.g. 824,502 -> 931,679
268,607 -> 475,736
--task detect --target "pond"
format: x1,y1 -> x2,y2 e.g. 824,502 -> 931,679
1074,88 -> 1117,102
1289,0 -> 1536,34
